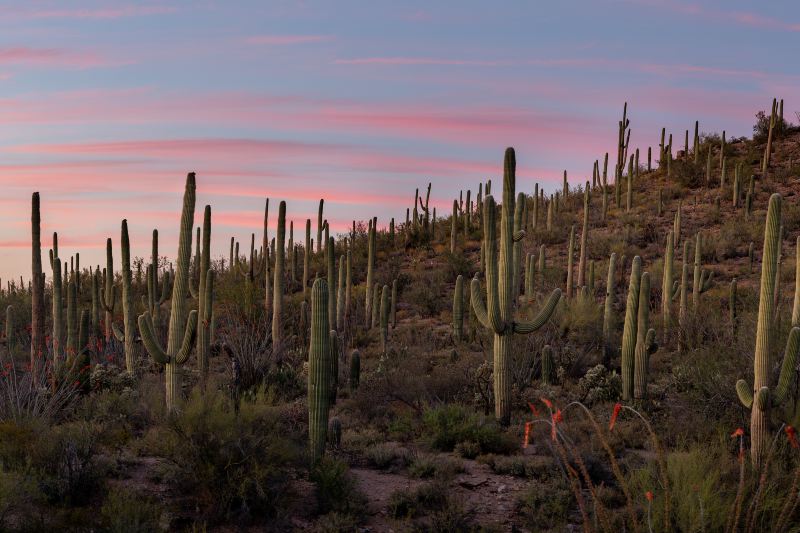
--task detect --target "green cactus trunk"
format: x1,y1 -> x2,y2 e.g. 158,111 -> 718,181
120,221 -> 137,374
453,275 -> 464,343
31,192 -> 45,376
365,219 -> 376,326
336,254 -> 345,331
380,285 -> 389,354
577,184 -> 589,288
326,235 -> 335,333
603,253 -> 617,362
52,257 -> 63,363
308,278 -> 331,463
272,202 -> 286,349
621,256 -> 642,401
566,225 -> 575,299
541,345 -> 554,385
633,272 -> 656,399
662,231 -> 676,342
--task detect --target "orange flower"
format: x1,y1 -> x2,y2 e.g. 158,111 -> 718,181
731,427 -> 744,438
786,426 -> 799,449
553,409 -> 564,424
523,421 -> 532,448
645,491 -> 653,502
550,409 -> 563,442
540,397 -> 553,410
609,403 -> 622,431
527,402 -> 540,417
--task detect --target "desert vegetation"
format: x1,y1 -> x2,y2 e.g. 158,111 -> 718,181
1,100 -> 800,531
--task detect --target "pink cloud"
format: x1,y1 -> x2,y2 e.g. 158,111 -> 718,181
335,57 -> 514,67
24,5 -> 177,19
0,46 -> 127,69
624,0 -> 800,32
245,35 -> 332,45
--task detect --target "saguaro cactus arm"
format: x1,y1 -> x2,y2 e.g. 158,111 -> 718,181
138,312 -> 169,365
470,276 -> 492,331
512,289 -> 562,333
174,310 -> 199,365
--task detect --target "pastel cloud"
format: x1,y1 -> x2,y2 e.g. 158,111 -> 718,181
245,35 -> 332,45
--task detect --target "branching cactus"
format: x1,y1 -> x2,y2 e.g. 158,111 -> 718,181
145,229 -> 171,328
692,232 -> 714,310
138,173 -> 199,413
453,275 -> 464,343
633,272 -> 657,400
736,194 -> 800,468
308,278 -> 331,463
621,256 -> 642,401
470,148 -> 561,425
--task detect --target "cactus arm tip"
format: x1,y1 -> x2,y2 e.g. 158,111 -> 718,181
513,288 -> 562,334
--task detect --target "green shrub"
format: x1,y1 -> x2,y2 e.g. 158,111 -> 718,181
422,405 -> 516,455
101,486 -> 162,533
310,457 -> 367,517
517,478 -> 572,530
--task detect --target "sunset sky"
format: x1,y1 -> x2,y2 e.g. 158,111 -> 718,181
0,0 -> 796,280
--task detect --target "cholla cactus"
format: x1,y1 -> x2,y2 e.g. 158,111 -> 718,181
138,173 -> 199,412
470,148 -> 561,425
736,194 -> 800,468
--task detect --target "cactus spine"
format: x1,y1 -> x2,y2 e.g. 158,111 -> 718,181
736,194 -> 800,467
138,174 -> 199,412
633,272 -> 657,399
308,278 -> 331,463
621,256 -> 642,401
453,275 -> 464,343
470,148 -> 561,425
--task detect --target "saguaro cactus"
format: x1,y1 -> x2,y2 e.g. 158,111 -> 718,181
31,192 -> 45,375
633,272 -> 657,399
603,253 -> 617,362
336,254 -> 346,331
308,278 -> 331,463
52,257 -> 64,362
380,285 -> 390,354
273,202 -> 286,349
100,239 -> 117,343
188,207 -> 213,381
138,173 -> 199,412
577,183 -> 590,288
621,256 -> 642,401
470,148 -> 561,425
692,232 -> 714,310
146,230 -> 171,328
326,235 -> 336,333
541,345 -> 554,385
661,231 -> 679,341
113,220 -> 138,374
303,219 -> 311,297
453,275 -> 464,343
736,194 -> 800,468
350,349 -> 360,391
365,218 -> 376,326
566,225 -> 575,299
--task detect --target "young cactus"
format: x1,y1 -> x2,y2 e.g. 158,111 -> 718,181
138,173 -> 199,412
308,278 -> 331,463
470,148 -> 561,425
735,194 -> 800,468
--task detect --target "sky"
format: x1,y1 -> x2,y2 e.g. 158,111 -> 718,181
0,0 -> 797,281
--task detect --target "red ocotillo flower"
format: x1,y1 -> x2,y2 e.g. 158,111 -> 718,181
609,402 -> 622,431
523,421 -> 532,448
786,426 -> 799,449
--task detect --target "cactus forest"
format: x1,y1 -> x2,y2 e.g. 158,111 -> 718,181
1,101 -> 800,531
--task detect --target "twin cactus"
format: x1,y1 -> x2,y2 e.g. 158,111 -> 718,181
621,256 -> 657,400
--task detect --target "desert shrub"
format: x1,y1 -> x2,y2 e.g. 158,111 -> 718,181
481,454 -> 558,480
517,478 -> 572,530
670,159 -> 705,188
715,216 -> 764,260
364,442 -> 412,470
388,480 -> 449,519
90,364 -> 136,393
422,404 -> 516,455
101,486 -> 163,533
310,457 -> 367,517
32,421 -> 107,506
405,268 -> 447,317
442,251 -> 473,279
0,470 -> 44,530
160,389 -> 298,524
408,454 -> 463,479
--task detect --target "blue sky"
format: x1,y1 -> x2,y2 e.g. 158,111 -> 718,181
0,0 -> 795,279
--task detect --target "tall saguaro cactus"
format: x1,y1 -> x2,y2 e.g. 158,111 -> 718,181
273,201 -> 286,350
101,238 -> 116,342
471,148 -> 561,425
633,272 -> 657,399
603,253 -> 617,362
661,231 -> 679,341
138,173 -> 199,412
308,278 -> 331,463
187,207 -> 213,380
577,183 -> 590,288
112,220 -> 137,374
736,194 -> 800,468
621,256 -> 642,401
692,232 -> 714,310
52,257 -> 64,362
31,192 -> 45,375
365,218 -> 376,326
